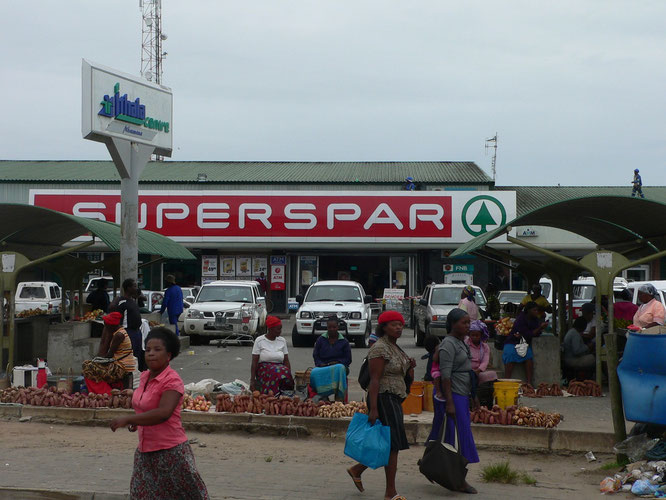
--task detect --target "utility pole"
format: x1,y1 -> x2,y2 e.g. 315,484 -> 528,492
485,133 -> 498,182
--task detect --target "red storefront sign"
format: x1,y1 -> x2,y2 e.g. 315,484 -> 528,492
30,190 -> 454,241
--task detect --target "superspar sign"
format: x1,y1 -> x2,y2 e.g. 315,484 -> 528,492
29,190 -> 516,244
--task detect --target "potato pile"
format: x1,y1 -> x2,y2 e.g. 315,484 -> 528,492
521,383 -> 563,397
470,404 -> 561,428
16,308 -> 48,318
317,401 -> 368,418
183,395 -> 211,412
567,380 -> 602,397
0,386 -> 133,409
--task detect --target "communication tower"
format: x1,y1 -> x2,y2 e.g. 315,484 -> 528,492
140,0 -> 167,85
485,133 -> 498,182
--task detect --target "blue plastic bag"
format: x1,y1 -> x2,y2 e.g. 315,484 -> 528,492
344,412 -> 391,469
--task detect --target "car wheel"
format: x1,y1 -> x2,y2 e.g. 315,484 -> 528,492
292,324 -> 307,348
415,321 -> 425,347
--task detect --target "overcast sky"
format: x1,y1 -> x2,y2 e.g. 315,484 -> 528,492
1,1 -> 664,186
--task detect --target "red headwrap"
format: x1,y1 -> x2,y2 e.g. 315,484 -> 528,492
378,310 -> 405,325
103,311 -> 123,326
265,316 -> 282,329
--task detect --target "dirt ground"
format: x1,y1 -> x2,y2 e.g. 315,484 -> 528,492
0,420 -> 626,499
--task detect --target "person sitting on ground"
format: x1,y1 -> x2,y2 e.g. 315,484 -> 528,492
614,289 -> 638,324
457,285 -> 480,321
518,284 -> 553,317
465,320 -> 498,385
563,316 -> 595,377
250,316 -> 294,395
421,334 -> 439,382
86,278 -> 110,313
310,316 -> 352,400
633,284 -> 666,330
503,301 -> 548,386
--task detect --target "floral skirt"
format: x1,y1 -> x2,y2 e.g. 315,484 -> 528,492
130,442 -> 208,500
257,362 -> 294,395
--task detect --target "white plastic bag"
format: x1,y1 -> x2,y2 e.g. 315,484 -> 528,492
184,378 -> 220,397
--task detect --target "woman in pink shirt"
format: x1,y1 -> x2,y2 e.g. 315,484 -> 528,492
464,320 -> 498,384
633,285 -> 666,329
111,327 -> 208,499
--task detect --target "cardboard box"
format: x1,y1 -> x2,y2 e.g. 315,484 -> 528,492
641,325 -> 666,335
12,366 -> 39,387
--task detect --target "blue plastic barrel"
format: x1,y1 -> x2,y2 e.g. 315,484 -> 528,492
617,332 -> 666,425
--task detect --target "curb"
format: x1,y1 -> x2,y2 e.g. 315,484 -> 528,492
0,403 -> 615,453
0,487 -> 128,500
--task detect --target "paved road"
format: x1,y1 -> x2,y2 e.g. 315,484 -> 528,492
173,317 -> 428,400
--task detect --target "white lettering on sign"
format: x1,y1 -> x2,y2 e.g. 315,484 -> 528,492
327,203 -> 361,229
284,203 -> 317,230
197,203 -> 230,229
239,203 -> 272,229
409,204 -> 445,230
363,203 -> 403,230
73,202 -> 107,221
156,203 -> 190,229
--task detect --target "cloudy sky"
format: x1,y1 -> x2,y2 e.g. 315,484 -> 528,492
1,1 -> 664,186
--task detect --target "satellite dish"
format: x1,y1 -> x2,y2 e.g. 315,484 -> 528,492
144,71 -> 153,81
145,18 -> 153,27
161,33 -> 168,40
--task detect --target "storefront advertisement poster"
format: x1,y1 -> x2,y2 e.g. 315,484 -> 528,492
252,256 -> 268,276
383,288 -> 406,300
270,265 -> 285,290
236,257 -> 251,277
201,255 -> 218,277
220,256 -> 235,277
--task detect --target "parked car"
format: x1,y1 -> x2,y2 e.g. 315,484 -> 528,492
15,281 -> 63,315
626,281 -> 666,305
413,284 -> 487,346
184,280 -> 267,342
498,290 -> 527,306
293,280 -> 373,348
572,276 -> 628,317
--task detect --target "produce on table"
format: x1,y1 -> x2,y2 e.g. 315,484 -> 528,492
16,308 -> 48,318
215,391 -> 368,417
494,317 -> 514,336
521,383 -> 563,398
567,380 -> 602,397
0,386 -> 133,409
183,395 -> 211,412
77,309 -> 104,322
470,404 -> 562,428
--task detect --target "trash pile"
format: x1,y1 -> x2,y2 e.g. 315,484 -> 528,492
600,433 -> 666,496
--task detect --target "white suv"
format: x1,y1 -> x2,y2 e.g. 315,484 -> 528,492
293,280 -> 372,348
15,282 -> 63,315
184,281 -> 267,342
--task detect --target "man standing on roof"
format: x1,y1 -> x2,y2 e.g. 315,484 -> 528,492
404,176 -> 416,191
632,169 -> 644,198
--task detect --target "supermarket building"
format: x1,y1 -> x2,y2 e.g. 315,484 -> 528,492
2,160 -> 664,312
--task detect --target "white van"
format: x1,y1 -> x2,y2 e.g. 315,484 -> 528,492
15,282 -> 63,314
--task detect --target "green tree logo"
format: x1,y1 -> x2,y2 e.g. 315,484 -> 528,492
462,196 -> 506,236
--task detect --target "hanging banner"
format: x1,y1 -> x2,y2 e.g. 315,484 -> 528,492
271,265 -> 285,290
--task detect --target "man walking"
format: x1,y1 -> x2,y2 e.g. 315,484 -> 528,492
160,274 -> 184,336
632,168 -> 645,198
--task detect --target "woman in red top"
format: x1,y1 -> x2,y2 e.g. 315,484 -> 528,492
110,327 -> 208,499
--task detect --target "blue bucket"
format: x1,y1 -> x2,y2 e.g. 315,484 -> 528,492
617,332 -> 666,425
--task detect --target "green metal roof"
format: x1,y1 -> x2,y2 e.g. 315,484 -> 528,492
451,195 -> 666,258
0,160 -> 492,184
0,204 -> 194,260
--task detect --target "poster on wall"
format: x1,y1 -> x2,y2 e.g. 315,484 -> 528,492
236,257 -> 251,277
220,256 -> 236,277
252,256 -> 268,277
201,255 -> 218,277
270,265 -> 285,290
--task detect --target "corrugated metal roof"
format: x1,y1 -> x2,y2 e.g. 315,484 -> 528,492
495,186 -> 666,217
0,161 -> 492,184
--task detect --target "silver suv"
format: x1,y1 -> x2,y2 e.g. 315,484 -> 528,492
413,284 -> 486,346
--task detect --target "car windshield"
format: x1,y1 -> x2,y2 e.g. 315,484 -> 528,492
430,287 -> 486,307
540,282 -> 551,299
305,285 -> 362,302
573,284 -> 596,301
499,292 -> 526,303
19,286 -> 46,299
196,286 -> 254,303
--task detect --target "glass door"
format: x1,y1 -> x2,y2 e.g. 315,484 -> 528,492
298,256 -> 319,296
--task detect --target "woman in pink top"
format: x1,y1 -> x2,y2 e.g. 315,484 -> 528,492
633,285 -> 666,329
110,327 -> 208,499
457,285 -> 480,321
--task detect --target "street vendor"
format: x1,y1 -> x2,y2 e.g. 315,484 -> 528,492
310,316 -> 352,400
503,301 -> 547,386
250,316 -> 294,394
457,285 -> 480,321
465,320 -> 498,385
633,284 -> 665,330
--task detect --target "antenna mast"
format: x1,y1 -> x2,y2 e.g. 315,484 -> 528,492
485,133 -> 498,182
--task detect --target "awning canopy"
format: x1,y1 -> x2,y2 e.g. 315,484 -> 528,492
451,196 -> 666,258
0,204 -> 195,260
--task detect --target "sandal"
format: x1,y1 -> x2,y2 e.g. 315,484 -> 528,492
347,468 -> 364,492
385,496 -> 407,500
459,484 -> 478,494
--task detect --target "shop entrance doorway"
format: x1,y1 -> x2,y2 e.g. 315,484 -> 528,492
318,255 -> 389,300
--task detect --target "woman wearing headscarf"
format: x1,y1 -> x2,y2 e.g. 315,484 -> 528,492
457,285 -> 480,321
427,308 -> 479,494
346,311 -> 415,500
310,316 -> 352,400
503,301 -> 547,386
633,284 -> 665,329
465,320 -> 498,385
250,316 -> 294,394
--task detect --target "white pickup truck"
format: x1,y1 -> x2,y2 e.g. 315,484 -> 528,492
293,280 -> 373,348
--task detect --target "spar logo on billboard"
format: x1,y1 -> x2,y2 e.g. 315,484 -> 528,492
29,190 -> 516,244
